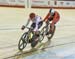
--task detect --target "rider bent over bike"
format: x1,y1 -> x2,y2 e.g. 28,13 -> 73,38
21,13 -> 43,43
43,8 -> 60,35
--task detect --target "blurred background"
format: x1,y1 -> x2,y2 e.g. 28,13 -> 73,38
0,0 -> 75,59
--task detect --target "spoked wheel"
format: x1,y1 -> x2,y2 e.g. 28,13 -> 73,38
47,26 -> 56,40
18,32 -> 28,51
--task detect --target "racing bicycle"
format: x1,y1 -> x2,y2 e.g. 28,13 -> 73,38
41,21 -> 56,41
18,27 -> 44,51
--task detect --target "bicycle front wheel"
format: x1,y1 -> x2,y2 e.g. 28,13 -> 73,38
39,26 -> 46,42
18,32 -> 28,51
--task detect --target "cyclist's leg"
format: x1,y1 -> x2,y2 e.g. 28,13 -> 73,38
49,24 -> 55,34
27,23 -> 36,43
49,17 -> 60,33
31,22 -> 39,42
38,21 -> 43,29
33,21 -> 43,35
32,21 -> 43,43
31,23 -> 36,29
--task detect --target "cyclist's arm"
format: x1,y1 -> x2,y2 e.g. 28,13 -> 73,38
43,13 -> 50,22
25,19 -> 30,27
21,19 -> 30,30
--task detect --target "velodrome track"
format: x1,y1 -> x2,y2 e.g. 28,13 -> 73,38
0,7 -> 75,59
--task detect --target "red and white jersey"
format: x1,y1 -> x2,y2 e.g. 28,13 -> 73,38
44,11 -> 60,24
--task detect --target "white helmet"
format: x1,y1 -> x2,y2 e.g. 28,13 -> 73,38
49,8 -> 55,16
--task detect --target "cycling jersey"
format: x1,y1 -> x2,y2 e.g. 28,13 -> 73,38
25,15 -> 42,31
44,11 -> 60,24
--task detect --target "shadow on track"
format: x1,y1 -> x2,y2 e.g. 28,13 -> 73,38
4,40 -> 51,59
4,40 -> 75,59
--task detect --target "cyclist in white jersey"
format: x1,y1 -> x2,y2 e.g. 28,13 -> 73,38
21,12 -> 43,33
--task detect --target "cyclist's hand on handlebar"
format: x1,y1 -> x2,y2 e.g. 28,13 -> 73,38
21,25 -> 25,30
42,20 -> 48,24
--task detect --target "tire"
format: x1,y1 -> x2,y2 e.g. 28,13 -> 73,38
31,36 -> 38,48
47,26 -> 56,40
18,32 -> 28,51
31,40 -> 38,48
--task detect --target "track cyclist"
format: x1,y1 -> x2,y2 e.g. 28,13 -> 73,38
21,12 -> 43,44
43,8 -> 60,35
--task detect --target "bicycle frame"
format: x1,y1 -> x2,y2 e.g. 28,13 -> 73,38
25,27 -> 34,42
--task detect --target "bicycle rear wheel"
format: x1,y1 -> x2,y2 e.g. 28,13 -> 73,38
18,32 -> 28,51
31,35 -> 39,48
47,26 -> 56,40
